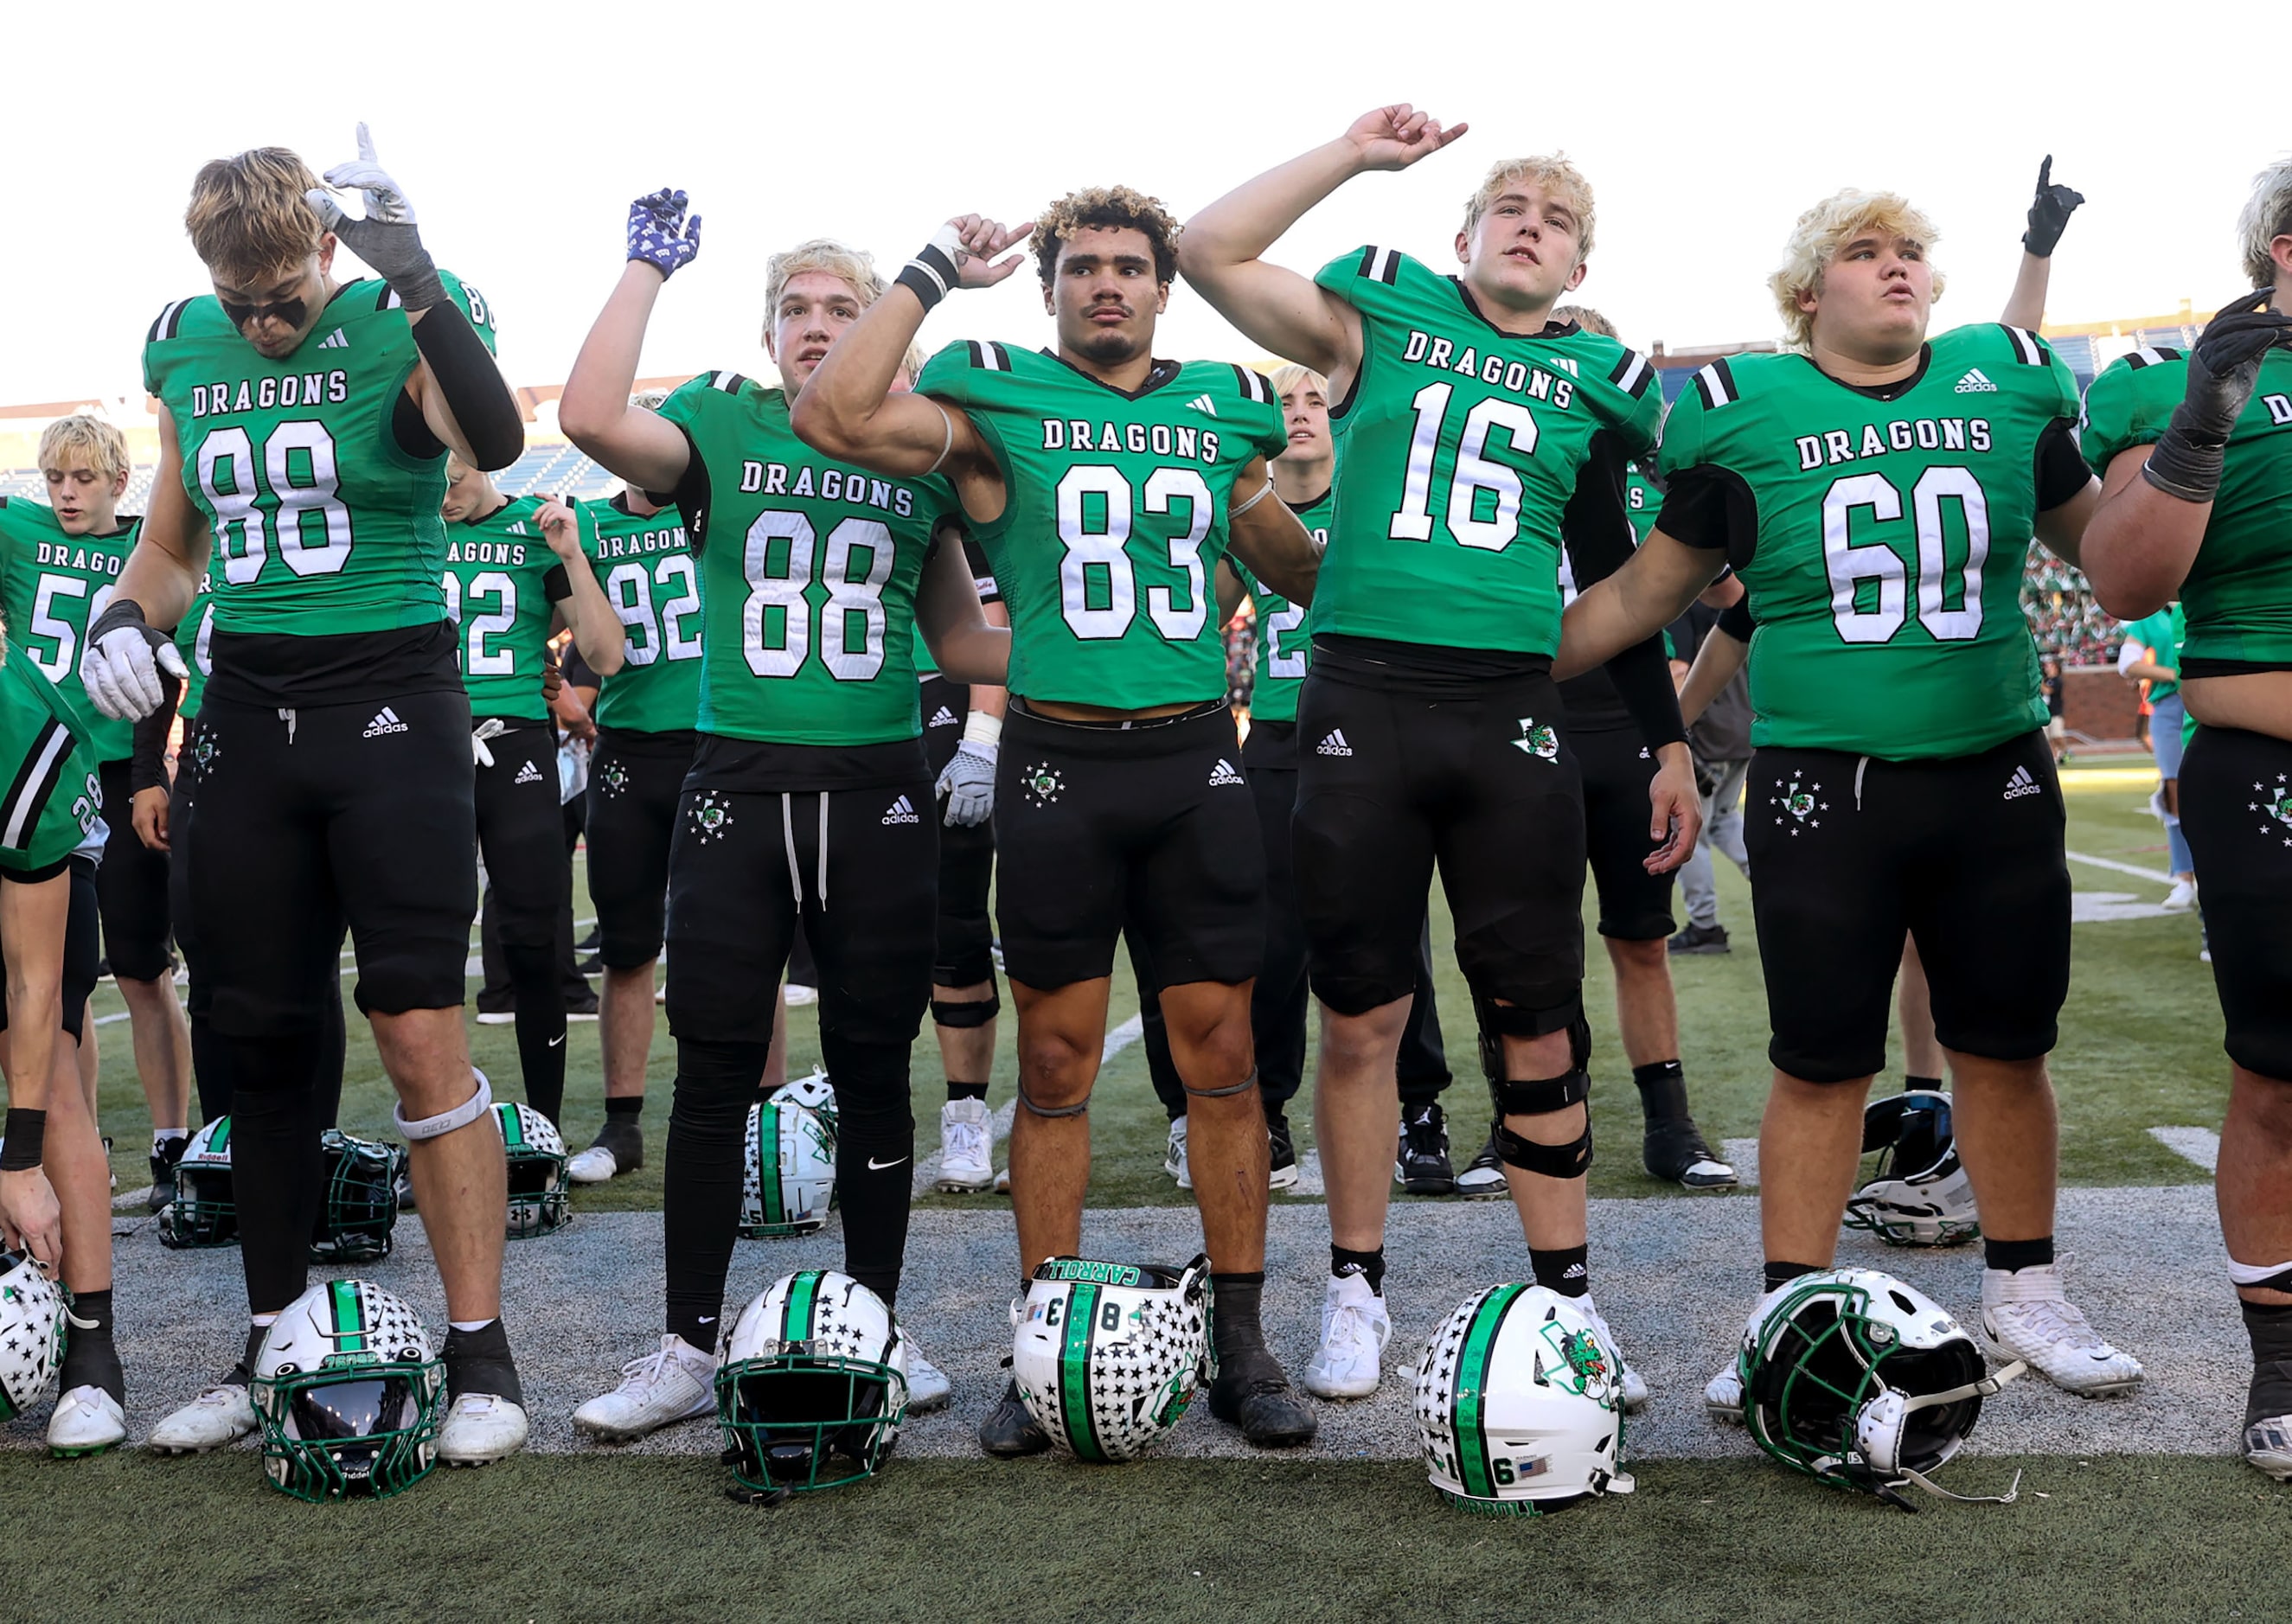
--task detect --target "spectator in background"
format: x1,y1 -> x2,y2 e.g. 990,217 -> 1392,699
2120,605 -> 2197,910
1668,591 -> 1753,955
2039,655 -> 2068,762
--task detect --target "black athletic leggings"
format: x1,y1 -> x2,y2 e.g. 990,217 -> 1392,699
474,721 -> 569,1126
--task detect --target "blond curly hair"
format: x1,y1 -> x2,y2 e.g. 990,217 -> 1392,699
1770,189 -> 1946,349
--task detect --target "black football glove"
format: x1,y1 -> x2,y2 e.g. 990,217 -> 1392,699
2022,156 -> 2084,258
2143,287 -> 2292,502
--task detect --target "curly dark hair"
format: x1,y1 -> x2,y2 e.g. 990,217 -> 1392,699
1032,185 -> 1181,286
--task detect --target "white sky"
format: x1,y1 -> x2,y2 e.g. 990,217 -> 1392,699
2,0 -> 2272,407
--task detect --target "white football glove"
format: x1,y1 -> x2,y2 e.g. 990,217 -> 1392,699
305,124 -> 445,311
935,741 -> 996,828
81,600 -> 189,720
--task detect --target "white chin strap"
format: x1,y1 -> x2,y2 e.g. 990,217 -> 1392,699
1858,1359 -> 2027,1506
394,1070 -> 493,1141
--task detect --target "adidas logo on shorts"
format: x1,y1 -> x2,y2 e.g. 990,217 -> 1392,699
1316,729 -> 1354,757
881,795 -> 922,825
928,705 -> 958,727
362,707 -> 408,738
2003,764 -> 2042,800
515,761 -> 544,785
1954,367 -> 1999,393
1207,758 -> 1245,786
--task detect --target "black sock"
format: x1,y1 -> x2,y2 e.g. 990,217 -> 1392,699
1211,1272 -> 1268,1367
1905,1074 -> 1943,1091
946,1080 -> 989,1103
1985,1236 -> 2055,1273
663,1038 -> 772,1353
1633,1059 -> 1688,1126
223,1030 -> 325,1314
828,1043 -> 916,1309
1764,1260 -> 1824,1294
58,1288 -> 123,1403
1530,1244 -> 1589,1298
1330,1245 -> 1385,1295
231,1320 -> 269,1386
2244,1302 -> 2292,1428
605,1095 -> 643,1120
503,940 -> 567,1128
440,1318 -> 523,1406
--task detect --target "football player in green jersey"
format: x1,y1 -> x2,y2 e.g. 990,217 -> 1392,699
558,203 -> 1008,1448
1559,177 -> 2147,1421
82,133 -> 534,1467
796,189 -> 1326,1451
1,416 -> 195,1213
436,461 -> 624,1131
2079,156 -> 2292,1480
0,647 -> 127,1454
1181,106 -> 1693,1404
564,436 -> 699,1186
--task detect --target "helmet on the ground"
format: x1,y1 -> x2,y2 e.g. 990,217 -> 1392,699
158,1116 -> 237,1249
739,1100 -> 835,1239
715,1269 -> 906,1493
492,1102 -> 570,1238
1414,1283 -> 1635,1515
1011,1255 -> 1210,1462
769,1070 -> 838,1141
1845,1090 -> 1980,1246
250,1279 -> 445,1501
308,1129 -> 405,1264
1738,1267 -> 2021,1508
0,1251 -> 64,1422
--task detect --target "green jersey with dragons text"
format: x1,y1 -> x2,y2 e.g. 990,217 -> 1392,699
1310,247 -> 1661,655
176,572 -> 216,719
657,371 -> 959,746
0,646 -> 105,875
0,500 -> 135,760
1659,324 -> 2082,758
445,496 -> 571,721
581,493 -> 701,733
2083,346 -> 2292,668
1240,485 -> 1327,725
917,342 -> 1287,708
142,272 -> 496,639
1625,464 -> 1662,545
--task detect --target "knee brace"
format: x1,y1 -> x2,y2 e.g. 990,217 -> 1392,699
394,1068 -> 493,1141
1472,992 -> 1585,1084
1489,1066 -> 1593,1179
932,988 -> 1000,1030
1184,1065 -> 1259,1101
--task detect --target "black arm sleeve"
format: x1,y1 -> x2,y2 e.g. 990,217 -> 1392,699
543,563 -> 571,604
1563,432 -> 1687,751
2035,419 -> 2093,512
129,673 -> 182,796
1656,465 -> 1761,572
406,299 -> 525,471
658,425 -> 714,556
1718,597 -> 1756,643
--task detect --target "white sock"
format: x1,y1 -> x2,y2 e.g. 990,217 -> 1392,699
449,1319 -> 496,1333
153,1128 -> 187,1154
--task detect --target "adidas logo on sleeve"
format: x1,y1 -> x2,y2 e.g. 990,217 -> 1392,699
1316,730 -> 1354,758
2002,765 -> 2042,800
362,707 -> 408,738
1954,368 -> 1999,393
1207,758 -> 1245,786
514,760 -> 544,785
881,795 -> 922,825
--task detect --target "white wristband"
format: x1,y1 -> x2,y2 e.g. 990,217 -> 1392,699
962,711 -> 1003,750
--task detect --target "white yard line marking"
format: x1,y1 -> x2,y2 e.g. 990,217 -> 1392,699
2065,848 -> 2174,886
2148,1125 -> 2221,1173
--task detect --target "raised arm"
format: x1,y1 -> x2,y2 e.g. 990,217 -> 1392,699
558,191 -> 706,495
1554,529 -> 1724,681
1179,105 -> 1465,380
791,217 -> 1028,516
2000,156 -> 2083,329
538,499 -> 624,676
1224,459 -> 1319,606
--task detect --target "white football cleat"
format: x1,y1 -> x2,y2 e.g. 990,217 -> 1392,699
47,1386 -> 127,1456
1574,1295 -> 1650,1413
566,1145 -> 618,1184
1704,1363 -> 1745,1425
2162,879 -> 2199,911
439,1393 -> 529,1465
935,1097 -> 995,1192
1163,1116 -> 1191,1191
1979,1262 -> 2144,1397
1302,1271 -> 1391,1399
147,1381 -> 257,1454
2248,1415 -> 2292,1480
784,982 -> 819,1007
905,1339 -> 952,1412
573,1335 -> 716,1442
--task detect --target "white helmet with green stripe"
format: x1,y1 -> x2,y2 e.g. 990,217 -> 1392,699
1011,1255 -> 1210,1462
739,1101 -> 836,1239
1414,1284 -> 1635,1515
716,1269 -> 907,1494
492,1101 -> 570,1237
0,1251 -> 64,1423
250,1278 -> 445,1501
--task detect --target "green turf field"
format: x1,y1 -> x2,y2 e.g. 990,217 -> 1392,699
86,765 -> 2231,1207
2,1451 -> 2281,1622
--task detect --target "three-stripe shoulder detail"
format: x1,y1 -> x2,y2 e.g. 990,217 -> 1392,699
1357,246 -> 1402,285
1693,357 -> 1738,411
2126,346 -> 2184,369
963,340 -> 1013,373
148,299 -> 194,345
707,370 -> 750,394
2001,324 -> 2051,367
1608,348 -> 1654,399
1230,364 -> 1272,406
1,719 -> 72,854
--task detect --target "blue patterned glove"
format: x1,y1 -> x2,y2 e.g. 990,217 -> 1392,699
628,189 -> 702,280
